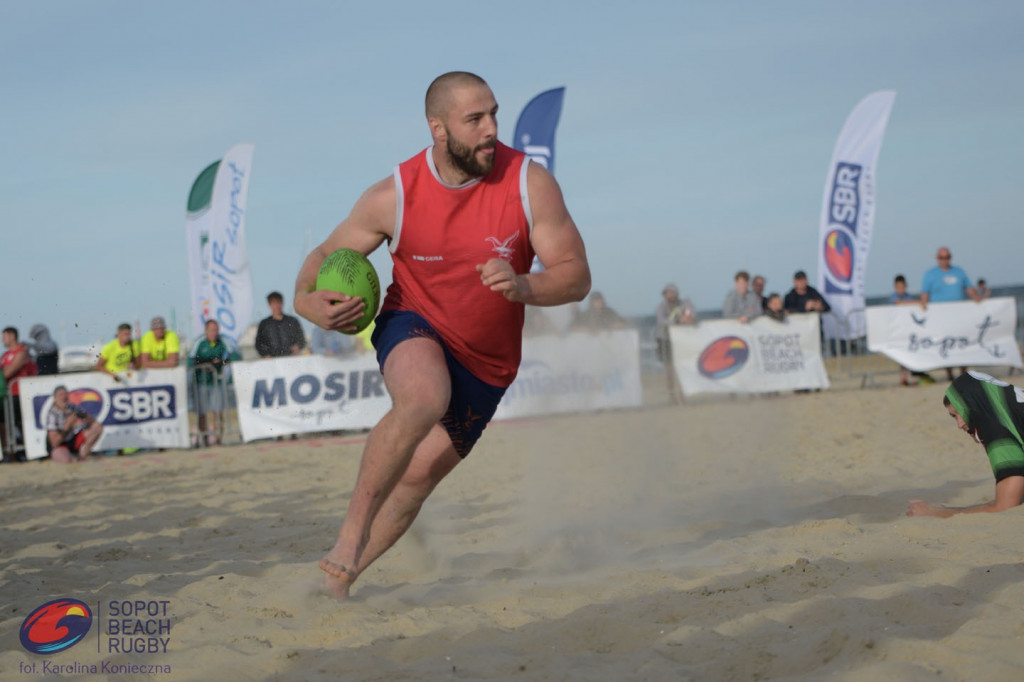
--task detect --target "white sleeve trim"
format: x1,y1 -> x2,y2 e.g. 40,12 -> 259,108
520,157 -> 534,237
390,165 -> 403,254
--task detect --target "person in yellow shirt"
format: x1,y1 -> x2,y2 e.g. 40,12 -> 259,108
354,319 -> 375,354
95,323 -> 140,378
140,316 -> 180,368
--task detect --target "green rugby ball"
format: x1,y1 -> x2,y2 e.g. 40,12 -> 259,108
316,248 -> 381,334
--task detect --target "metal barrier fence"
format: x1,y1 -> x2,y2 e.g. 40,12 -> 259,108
187,365 -> 240,447
819,309 -> 901,388
2,391 -> 24,460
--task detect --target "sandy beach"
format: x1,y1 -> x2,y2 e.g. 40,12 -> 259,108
3,369 -> 1024,681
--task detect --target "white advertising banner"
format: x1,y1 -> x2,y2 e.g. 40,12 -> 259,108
232,355 -> 391,442
494,329 -> 643,420
232,330 -> 644,441
185,160 -> 218,339
200,142 -> 255,349
18,369 -> 190,460
670,314 -> 830,396
817,90 -> 896,339
865,298 -> 1023,372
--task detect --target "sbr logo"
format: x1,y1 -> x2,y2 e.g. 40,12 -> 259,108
697,336 -> 750,380
823,228 -> 854,284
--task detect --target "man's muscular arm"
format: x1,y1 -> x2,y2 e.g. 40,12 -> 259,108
477,162 -> 590,305
295,177 -> 395,331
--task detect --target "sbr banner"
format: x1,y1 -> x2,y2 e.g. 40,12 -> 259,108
865,298 -> 1023,372
19,369 -> 190,460
494,329 -> 643,420
513,87 -> 565,173
670,314 -> 830,396
817,90 -> 896,339
232,355 -> 391,442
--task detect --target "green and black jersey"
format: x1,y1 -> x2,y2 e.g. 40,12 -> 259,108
946,372 -> 1024,482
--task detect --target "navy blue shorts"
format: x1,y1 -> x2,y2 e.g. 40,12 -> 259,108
372,310 -> 506,458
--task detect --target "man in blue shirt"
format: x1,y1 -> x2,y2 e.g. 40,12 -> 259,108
921,247 -> 980,307
921,246 -> 981,380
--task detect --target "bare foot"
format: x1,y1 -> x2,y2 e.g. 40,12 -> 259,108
319,557 -> 357,600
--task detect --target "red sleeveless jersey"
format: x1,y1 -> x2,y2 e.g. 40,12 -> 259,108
382,142 -> 535,387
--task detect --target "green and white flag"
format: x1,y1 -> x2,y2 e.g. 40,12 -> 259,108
184,143 -> 255,347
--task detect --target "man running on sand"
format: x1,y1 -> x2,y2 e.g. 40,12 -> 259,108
907,371 -> 1024,518
294,72 -> 591,598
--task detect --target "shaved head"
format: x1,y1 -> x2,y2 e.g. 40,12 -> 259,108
425,71 -> 489,120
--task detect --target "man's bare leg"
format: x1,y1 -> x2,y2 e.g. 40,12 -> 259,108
319,337 -> 451,597
79,423 -> 102,459
321,425 -> 459,598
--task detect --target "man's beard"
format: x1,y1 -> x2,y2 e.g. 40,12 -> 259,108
446,131 -> 495,178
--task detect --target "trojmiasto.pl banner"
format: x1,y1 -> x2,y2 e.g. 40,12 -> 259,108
865,298 -> 1023,372
670,314 -> 830,396
494,329 -> 643,420
19,369 -> 190,460
817,90 -> 896,339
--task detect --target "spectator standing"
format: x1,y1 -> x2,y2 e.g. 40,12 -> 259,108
890,275 -> 925,387
255,291 -> 306,358
2,327 -> 38,452
140,316 -> 181,368
95,323 -> 140,379
46,385 -> 103,462
784,271 -> 831,315
976,278 -> 992,300
190,319 -> 237,447
523,306 -> 557,337
921,247 -> 980,379
751,275 -> 768,312
571,292 -> 627,331
311,326 -> 356,357
655,283 -> 695,405
722,271 -> 761,322
763,293 -> 786,322
920,247 -> 980,308
28,324 -> 59,375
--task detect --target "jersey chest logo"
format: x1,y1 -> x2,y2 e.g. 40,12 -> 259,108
485,233 -> 519,261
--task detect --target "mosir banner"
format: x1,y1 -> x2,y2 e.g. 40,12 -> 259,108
865,297 -> 1023,372
232,355 -> 390,442
670,314 -> 830,396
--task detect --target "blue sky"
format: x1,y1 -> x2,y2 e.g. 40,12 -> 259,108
3,1 -> 1022,347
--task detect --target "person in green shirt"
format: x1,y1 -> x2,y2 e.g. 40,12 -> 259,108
189,319 -> 238,446
907,371 -> 1024,517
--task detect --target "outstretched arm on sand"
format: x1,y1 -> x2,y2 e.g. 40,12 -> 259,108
906,475 -> 1024,518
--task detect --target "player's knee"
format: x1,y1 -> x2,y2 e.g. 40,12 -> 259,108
391,396 -> 448,433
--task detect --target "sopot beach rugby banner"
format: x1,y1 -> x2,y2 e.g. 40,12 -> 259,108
866,298 -> 1023,372
817,90 -> 896,339
19,369 -> 190,460
185,142 -> 255,347
670,314 -> 830,397
232,330 -> 643,441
